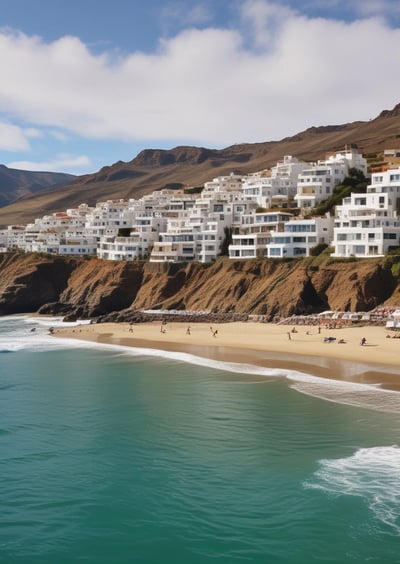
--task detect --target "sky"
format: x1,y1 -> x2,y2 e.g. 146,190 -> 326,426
0,0 -> 400,176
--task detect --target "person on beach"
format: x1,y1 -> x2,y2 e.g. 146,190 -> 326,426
186,326 -> 191,335
360,336 -> 367,346
287,332 -> 291,341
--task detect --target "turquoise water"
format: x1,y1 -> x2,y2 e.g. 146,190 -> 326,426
1,316 -> 400,563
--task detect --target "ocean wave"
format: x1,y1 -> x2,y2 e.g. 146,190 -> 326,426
1,315 -> 400,413
289,377 -> 400,414
0,316 -> 94,353
305,446 -> 400,534
23,316 -> 91,328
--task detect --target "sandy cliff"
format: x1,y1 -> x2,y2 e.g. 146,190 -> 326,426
0,253 -> 399,320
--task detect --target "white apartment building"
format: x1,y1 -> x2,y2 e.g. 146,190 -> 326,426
85,200 -> 135,239
242,156 -> 308,209
2,225 -> 27,250
150,234 -> 197,262
266,215 -> 333,258
150,188 -> 253,263
98,215 -> 167,260
229,212 -> 293,259
202,173 -> 244,196
325,146 -> 368,176
368,166 -> 400,212
331,192 -> 400,257
295,164 -> 347,210
295,148 -> 367,210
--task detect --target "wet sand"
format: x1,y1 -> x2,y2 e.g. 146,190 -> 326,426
53,321 -> 400,391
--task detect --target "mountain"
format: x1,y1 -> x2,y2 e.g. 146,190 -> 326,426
1,103 -> 400,226
0,165 -> 76,209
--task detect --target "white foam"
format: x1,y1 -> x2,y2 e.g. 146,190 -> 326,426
0,316 -> 94,353
1,315 -> 400,413
305,446 -> 400,534
24,316 -> 91,328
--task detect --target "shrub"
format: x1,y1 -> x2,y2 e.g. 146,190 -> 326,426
309,243 -> 329,256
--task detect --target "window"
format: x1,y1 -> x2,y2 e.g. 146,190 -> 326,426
269,248 -> 281,256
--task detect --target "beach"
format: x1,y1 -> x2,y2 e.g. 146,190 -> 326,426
53,321 -> 400,391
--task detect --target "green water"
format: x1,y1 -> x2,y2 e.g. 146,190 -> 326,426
0,317 -> 400,563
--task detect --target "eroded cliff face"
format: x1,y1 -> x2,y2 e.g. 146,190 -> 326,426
0,253 -> 398,320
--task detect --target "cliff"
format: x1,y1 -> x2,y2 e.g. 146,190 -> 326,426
0,253 -> 399,321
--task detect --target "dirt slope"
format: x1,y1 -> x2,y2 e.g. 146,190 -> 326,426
0,253 -> 398,320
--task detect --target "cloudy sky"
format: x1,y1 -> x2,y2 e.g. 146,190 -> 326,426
0,0 -> 399,175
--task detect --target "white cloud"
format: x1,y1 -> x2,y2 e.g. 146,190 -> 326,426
24,127 -> 42,138
0,3 -> 399,148
160,2 -> 212,29
0,121 -> 31,150
49,130 -> 69,141
240,0 -> 296,49
7,153 -> 91,173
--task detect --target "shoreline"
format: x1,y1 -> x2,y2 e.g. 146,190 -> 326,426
52,321 -> 400,392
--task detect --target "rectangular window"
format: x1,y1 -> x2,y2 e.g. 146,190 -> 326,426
269,248 -> 281,256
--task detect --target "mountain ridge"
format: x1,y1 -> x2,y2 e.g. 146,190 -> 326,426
1,103 -> 400,226
0,166 -> 76,210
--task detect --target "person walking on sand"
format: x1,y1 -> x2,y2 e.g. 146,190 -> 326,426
287,332 -> 291,341
186,326 -> 191,335
360,336 -> 366,346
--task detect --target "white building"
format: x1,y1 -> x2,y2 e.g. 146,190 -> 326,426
295,148 -> 367,210
150,184 -> 253,263
331,192 -> 400,257
242,156 -> 308,209
266,215 -> 333,258
98,215 -> 166,261
202,173 -> 244,196
229,212 -> 293,259
367,166 -> 400,213
85,200 -> 135,239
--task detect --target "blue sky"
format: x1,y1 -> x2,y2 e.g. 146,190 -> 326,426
0,0 -> 400,175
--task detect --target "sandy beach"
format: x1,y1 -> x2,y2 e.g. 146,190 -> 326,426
53,321 -> 400,391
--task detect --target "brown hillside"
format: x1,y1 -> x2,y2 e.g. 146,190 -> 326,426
1,103 -> 400,226
0,253 -> 399,319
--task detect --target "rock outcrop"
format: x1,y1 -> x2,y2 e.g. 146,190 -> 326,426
0,253 -> 399,321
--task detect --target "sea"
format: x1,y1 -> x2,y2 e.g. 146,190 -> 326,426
1,315 -> 400,564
